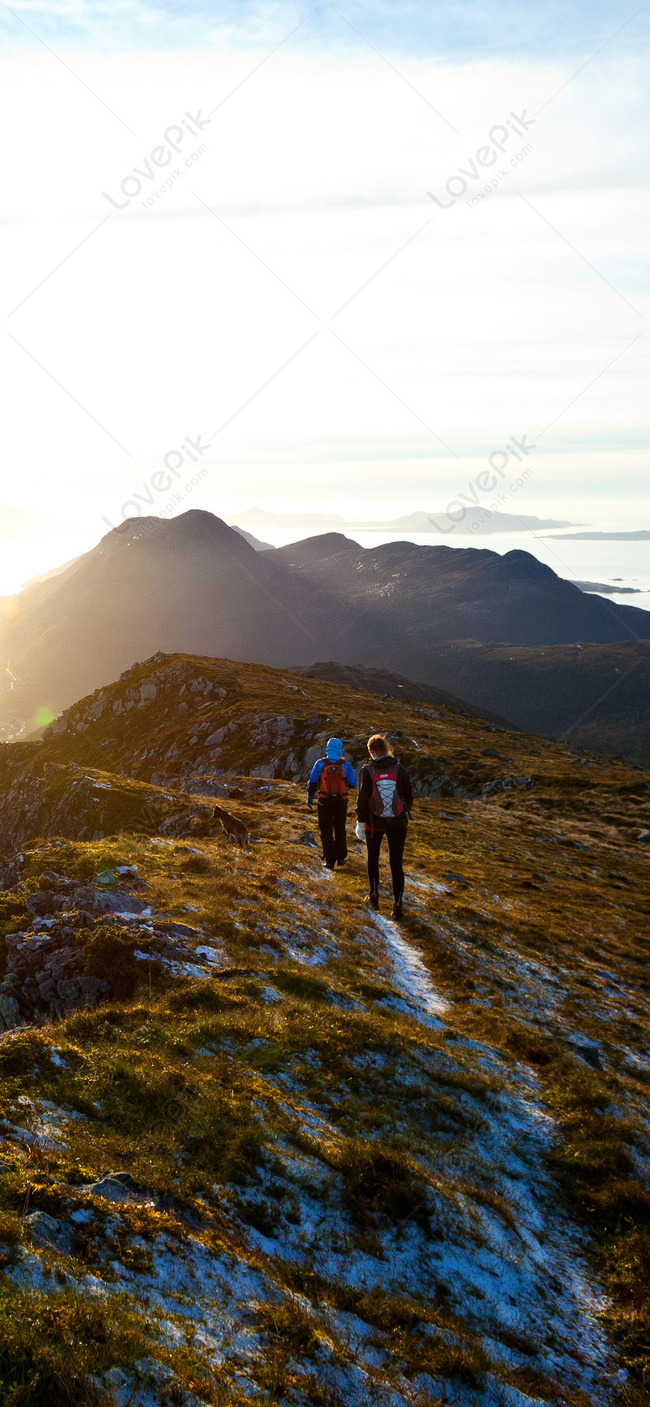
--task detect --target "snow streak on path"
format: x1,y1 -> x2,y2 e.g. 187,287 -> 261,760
371,913 -> 448,1026
364,902 -> 618,1405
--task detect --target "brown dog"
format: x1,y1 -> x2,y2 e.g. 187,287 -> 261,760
212,804 -> 250,848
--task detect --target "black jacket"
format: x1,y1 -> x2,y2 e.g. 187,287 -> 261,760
356,755 -> 413,826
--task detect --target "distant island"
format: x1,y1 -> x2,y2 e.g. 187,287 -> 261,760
545,530 -> 650,540
571,580 -> 642,595
234,507 -> 578,535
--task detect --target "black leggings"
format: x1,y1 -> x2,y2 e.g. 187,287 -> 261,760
366,826 -> 406,901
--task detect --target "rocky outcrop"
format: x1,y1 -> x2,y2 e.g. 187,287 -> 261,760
0,751 -> 214,861
0,866 -> 225,1031
0,866 -> 149,1027
0,922 -> 111,1030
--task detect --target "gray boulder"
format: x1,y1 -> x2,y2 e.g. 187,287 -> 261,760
0,994 -> 22,1030
81,1172 -> 153,1206
70,885 -> 144,915
25,891 -> 65,918
24,1210 -> 74,1254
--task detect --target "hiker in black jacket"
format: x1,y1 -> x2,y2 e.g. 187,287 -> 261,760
356,734 -> 413,918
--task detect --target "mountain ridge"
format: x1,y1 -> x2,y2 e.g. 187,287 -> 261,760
1,511 -> 648,760
0,651 -> 648,1403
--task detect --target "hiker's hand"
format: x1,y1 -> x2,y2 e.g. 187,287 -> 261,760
307,797 -> 313,809
354,820 -> 365,840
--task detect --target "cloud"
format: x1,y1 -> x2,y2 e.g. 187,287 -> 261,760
0,35 -> 646,532
2,0 -> 648,61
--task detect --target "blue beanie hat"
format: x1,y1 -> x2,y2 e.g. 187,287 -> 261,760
325,737 -> 343,761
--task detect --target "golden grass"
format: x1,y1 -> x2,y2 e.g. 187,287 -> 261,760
0,655 -> 648,1402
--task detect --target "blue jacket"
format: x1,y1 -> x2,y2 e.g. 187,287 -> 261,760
307,757 -> 357,802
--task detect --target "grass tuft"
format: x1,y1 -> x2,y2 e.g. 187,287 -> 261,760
339,1140 -> 430,1229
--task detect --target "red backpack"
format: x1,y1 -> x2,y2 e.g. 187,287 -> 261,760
318,761 -> 348,798
367,759 -> 403,821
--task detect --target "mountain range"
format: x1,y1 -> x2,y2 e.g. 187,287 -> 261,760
274,531 -> 649,647
1,510 -> 648,761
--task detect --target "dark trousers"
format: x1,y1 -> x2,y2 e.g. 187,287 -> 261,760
317,798 -> 348,865
366,824 -> 406,900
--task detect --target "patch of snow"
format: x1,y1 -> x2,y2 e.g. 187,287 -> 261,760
133,951 -> 211,980
0,1119 -> 63,1153
370,914 -> 448,1021
194,945 -> 225,964
410,874 -> 452,894
5,1247 -> 62,1293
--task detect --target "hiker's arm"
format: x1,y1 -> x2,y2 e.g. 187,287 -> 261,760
344,761 -> 357,788
307,760 -> 322,804
356,766 -> 371,821
401,765 -> 414,815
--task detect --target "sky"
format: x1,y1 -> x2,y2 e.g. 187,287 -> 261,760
0,0 -> 648,556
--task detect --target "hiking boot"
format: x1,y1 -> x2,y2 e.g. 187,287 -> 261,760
364,892 -> 379,910
322,859 -> 335,870
392,899 -> 404,919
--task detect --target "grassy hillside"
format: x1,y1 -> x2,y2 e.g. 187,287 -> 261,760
292,660 -> 511,725
0,655 -> 647,1405
415,640 -> 650,767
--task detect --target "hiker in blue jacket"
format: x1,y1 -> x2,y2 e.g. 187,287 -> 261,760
307,738 -> 357,869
